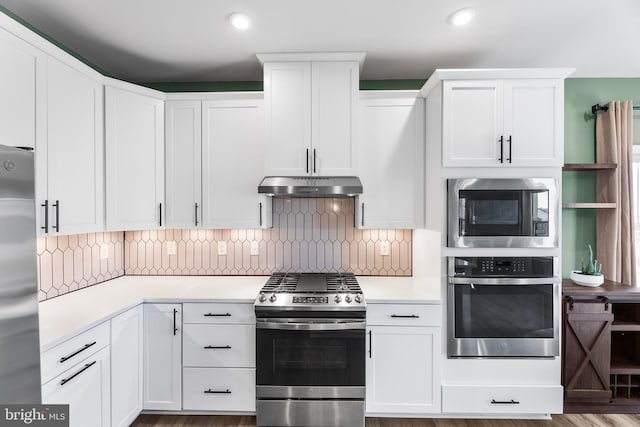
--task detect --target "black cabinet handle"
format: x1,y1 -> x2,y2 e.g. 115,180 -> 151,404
491,399 -> 520,405
506,135 -> 512,163
204,345 -> 232,350
306,149 -> 309,174
259,202 -> 263,226
41,200 -> 49,233
59,341 -> 97,363
390,314 -> 420,319
60,361 -> 96,386
368,330 -> 372,358
361,203 -> 365,227
52,200 -> 59,232
498,135 -> 504,163
195,202 -> 199,226
159,203 -> 163,227
204,312 -> 232,317
173,308 -> 178,335
313,148 -> 317,173
204,388 -> 231,394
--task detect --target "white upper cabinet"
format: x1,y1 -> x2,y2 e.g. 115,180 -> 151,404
105,83 -> 165,231
260,53 -> 364,176
39,57 -> 104,236
0,26 -> 42,150
423,69 -> 573,168
165,100 -> 202,228
202,96 -> 271,228
357,92 -> 425,229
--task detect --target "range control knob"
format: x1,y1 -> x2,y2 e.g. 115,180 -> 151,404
258,293 -> 267,302
334,294 -> 342,303
344,294 -> 352,303
269,294 -> 277,302
354,294 -> 363,303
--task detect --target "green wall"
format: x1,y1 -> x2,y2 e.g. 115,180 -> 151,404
563,78 -> 640,277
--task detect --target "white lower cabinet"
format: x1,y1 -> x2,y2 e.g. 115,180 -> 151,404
442,385 -> 563,414
143,303 -> 182,411
111,305 -> 143,426
182,302 -> 256,412
42,346 -> 111,427
366,304 -> 441,415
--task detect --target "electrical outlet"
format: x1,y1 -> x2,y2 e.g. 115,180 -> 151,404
99,244 -> 109,260
167,241 -> 177,255
380,241 -> 390,256
218,241 -> 227,256
250,241 -> 259,256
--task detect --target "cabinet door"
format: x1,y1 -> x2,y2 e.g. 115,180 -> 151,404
0,26 -> 43,150
42,346 -> 111,427
563,300 -> 613,402
105,86 -> 164,231
45,57 -> 104,235
264,62 -> 311,176
358,94 -> 424,228
202,98 -> 268,228
143,303 -> 182,410
442,80 -> 503,167
311,61 -> 358,175
165,100 -> 202,228
111,305 -> 143,427
504,79 -> 563,166
366,326 -> 440,414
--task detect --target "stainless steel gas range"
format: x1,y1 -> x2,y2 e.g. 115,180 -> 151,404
254,272 -> 366,427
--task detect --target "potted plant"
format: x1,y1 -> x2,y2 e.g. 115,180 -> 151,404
570,244 -> 604,287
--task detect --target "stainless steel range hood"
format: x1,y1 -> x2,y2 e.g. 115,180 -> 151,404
258,176 -> 363,198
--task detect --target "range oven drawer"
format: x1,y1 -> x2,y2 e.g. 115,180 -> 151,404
183,367 -> 255,412
183,324 -> 255,368
257,399 -> 365,427
442,384 -> 563,414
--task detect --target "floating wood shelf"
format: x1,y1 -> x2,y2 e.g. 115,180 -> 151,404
612,322 -> 640,332
562,202 -> 617,209
563,163 -> 617,171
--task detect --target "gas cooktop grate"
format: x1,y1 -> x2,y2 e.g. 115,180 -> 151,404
260,272 -> 362,294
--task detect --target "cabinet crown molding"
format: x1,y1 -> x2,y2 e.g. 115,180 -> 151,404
256,52 -> 366,70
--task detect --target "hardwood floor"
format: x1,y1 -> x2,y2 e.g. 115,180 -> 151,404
132,414 -> 640,427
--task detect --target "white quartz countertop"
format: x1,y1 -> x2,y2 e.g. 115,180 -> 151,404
39,275 -> 441,350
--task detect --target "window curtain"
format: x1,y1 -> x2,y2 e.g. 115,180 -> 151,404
596,101 -> 636,285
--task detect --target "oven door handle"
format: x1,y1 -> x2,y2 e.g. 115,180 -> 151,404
448,277 -> 560,285
255,320 -> 366,331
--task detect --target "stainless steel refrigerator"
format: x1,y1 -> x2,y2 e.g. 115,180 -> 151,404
0,144 -> 42,403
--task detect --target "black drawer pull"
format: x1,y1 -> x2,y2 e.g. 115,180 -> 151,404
204,388 -> 231,394
491,399 -> 520,405
204,345 -> 232,350
60,361 -> 96,386
204,313 -> 231,317
59,341 -> 97,363
390,314 -> 420,319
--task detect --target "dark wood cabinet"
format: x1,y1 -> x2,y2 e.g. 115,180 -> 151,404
563,280 -> 640,413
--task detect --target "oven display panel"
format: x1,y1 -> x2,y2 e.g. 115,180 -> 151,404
292,296 -> 329,304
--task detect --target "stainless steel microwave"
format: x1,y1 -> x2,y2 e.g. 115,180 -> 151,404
448,178 -> 558,248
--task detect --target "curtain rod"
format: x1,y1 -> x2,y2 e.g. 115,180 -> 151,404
591,103 -> 640,114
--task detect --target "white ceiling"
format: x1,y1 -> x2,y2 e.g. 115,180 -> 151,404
1,0 -> 639,83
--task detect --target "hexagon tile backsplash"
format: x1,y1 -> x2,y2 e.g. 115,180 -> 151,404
125,198 -> 412,276
37,199 -> 412,301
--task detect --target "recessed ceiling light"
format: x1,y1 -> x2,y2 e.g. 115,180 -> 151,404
448,8 -> 476,26
229,12 -> 251,30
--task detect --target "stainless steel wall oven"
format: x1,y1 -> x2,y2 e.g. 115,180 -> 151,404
447,256 -> 560,358
448,178 -> 558,248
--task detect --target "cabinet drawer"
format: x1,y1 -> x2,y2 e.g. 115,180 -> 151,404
367,304 -> 441,327
183,324 -> 255,368
442,385 -> 563,414
41,321 -> 110,384
182,303 -> 255,324
183,367 -> 256,412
